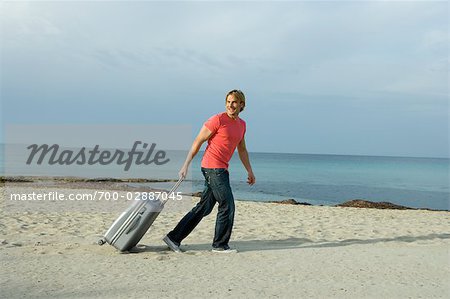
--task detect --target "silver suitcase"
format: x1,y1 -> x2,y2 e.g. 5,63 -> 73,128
98,178 -> 183,251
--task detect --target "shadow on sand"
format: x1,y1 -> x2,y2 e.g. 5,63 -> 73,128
126,233 -> 450,254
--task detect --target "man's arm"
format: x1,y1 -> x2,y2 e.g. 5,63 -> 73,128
179,125 -> 213,179
237,137 -> 256,185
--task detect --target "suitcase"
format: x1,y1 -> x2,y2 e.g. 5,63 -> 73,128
98,178 -> 183,251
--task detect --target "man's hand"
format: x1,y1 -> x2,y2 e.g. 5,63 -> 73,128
179,165 -> 188,180
247,171 -> 256,185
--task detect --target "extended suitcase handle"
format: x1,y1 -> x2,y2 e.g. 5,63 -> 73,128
161,177 -> 184,206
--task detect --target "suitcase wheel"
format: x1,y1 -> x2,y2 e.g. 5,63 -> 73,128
97,238 -> 106,246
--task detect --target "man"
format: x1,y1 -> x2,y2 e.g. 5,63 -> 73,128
163,89 -> 255,253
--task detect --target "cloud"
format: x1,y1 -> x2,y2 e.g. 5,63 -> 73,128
0,2 -> 62,39
1,1 -> 447,157
420,30 -> 449,51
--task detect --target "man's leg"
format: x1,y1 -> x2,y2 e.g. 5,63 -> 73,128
167,171 -> 216,245
209,169 -> 235,249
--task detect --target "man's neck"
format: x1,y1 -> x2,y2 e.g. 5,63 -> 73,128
225,112 -> 239,120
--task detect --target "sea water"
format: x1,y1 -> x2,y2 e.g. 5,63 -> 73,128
143,152 -> 449,211
1,144 -> 448,210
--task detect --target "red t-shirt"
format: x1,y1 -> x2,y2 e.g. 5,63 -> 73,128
201,113 -> 246,169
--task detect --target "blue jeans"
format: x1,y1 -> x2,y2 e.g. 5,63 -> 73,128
167,168 -> 235,248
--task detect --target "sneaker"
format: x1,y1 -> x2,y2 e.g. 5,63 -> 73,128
211,245 -> 238,254
163,235 -> 183,253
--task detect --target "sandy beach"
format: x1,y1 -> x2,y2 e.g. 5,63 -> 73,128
1,183 -> 449,299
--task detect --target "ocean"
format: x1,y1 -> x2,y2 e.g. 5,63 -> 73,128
1,144 -> 448,210
144,152 -> 449,211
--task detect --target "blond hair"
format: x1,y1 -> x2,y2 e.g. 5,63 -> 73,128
225,89 -> 246,112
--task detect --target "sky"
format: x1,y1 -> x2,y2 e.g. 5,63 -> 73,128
0,1 -> 448,158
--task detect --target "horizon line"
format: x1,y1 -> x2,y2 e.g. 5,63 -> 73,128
0,143 -> 447,160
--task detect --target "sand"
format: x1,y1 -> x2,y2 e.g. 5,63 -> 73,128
1,184 -> 449,299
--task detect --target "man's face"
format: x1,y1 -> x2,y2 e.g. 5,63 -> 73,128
226,94 -> 242,117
